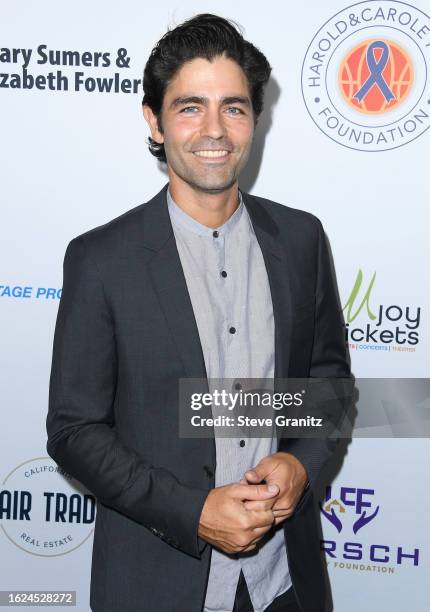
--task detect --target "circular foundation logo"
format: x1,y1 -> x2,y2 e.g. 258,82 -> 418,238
339,38 -> 414,113
0,457 -> 95,556
301,0 -> 430,151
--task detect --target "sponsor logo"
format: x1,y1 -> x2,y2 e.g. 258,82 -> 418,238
0,45 -> 141,94
320,485 -> 420,572
0,457 -> 95,556
302,1 -> 430,150
0,285 -> 61,300
343,270 -> 421,351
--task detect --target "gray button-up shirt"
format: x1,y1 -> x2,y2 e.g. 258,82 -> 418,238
167,189 -> 292,612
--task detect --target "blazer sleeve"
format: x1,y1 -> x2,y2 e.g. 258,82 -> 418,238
46,236 -> 209,559
278,218 -> 352,511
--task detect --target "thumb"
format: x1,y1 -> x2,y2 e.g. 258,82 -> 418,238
234,483 -> 279,501
244,466 -> 266,483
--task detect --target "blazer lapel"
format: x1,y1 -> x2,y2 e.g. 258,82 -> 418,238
143,184 -> 208,383
141,184 -> 294,448
240,193 -> 294,446
241,192 -> 293,383
142,185 -> 215,465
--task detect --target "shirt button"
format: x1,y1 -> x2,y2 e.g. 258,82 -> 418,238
239,440 -> 246,447
220,270 -> 227,278
213,230 -> 219,238
234,381 -> 242,390
229,326 -> 236,334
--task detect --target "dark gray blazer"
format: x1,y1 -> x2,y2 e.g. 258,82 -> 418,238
46,184 -> 350,612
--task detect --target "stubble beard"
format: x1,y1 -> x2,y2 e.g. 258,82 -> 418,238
167,144 -> 252,195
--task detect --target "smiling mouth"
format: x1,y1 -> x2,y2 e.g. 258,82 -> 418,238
193,150 -> 230,159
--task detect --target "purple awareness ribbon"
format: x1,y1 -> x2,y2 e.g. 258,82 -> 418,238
353,41 -> 396,103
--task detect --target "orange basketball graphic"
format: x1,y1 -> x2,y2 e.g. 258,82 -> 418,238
339,39 -> 414,114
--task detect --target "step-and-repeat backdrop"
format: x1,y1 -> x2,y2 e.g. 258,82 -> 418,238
1,1 -> 428,610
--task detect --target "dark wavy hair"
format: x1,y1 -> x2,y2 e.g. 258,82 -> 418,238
142,13 -> 272,163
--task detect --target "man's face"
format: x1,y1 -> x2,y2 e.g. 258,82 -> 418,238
144,54 -> 255,193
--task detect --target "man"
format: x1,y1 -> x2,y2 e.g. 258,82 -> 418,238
47,13 -> 350,612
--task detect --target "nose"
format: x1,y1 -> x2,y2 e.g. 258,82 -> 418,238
201,107 -> 226,140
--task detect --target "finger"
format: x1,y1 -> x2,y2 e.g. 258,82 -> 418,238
272,506 -> 292,514
232,483 -> 279,501
271,498 -> 295,513
244,499 -> 277,512
247,509 -> 275,530
241,542 -> 258,552
272,508 -> 291,517
240,532 -> 264,552
244,467 -> 266,483
244,525 -> 273,543
225,527 -> 268,554
274,513 -> 292,526
241,529 -> 276,551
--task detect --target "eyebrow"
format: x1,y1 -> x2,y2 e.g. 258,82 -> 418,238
169,95 -> 251,109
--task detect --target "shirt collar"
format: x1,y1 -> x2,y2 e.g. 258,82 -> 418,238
167,187 -> 244,238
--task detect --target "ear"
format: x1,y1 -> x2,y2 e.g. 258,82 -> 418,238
142,104 -> 164,143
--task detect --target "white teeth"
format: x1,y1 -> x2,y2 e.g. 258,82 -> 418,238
194,150 -> 229,158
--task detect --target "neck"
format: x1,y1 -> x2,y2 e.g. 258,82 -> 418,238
168,174 -> 240,229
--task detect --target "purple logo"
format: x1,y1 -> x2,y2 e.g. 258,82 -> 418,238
320,485 -> 380,534
320,484 -> 419,567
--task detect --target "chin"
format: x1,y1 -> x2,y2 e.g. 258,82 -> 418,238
193,181 -> 236,194
189,173 -> 238,194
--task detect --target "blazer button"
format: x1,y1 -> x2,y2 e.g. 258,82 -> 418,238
149,527 -> 159,536
203,465 -> 214,478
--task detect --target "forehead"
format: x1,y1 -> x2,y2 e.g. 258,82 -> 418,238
164,55 -> 250,100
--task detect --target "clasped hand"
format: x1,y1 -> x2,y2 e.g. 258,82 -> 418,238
198,452 -> 308,554
240,451 -> 308,526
